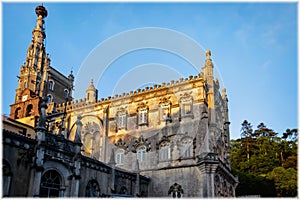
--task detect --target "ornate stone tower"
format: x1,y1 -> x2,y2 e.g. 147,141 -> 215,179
10,5 -> 74,125
16,6 -> 49,101
86,79 -> 98,103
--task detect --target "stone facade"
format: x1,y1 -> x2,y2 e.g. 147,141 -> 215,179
3,5 -> 238,198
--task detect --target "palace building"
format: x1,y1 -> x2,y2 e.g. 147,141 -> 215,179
3,5 -> 238,197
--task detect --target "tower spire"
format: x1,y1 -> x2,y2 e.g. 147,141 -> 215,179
14,5 -> 50,103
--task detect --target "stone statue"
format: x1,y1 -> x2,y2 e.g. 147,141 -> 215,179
74,115 -> 83,143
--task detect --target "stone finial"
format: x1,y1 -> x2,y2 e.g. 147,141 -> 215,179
68,70 -> 74,81
86,79 -> 95,91
204,50 -> 214,78
206,50 -> 211,58
35,5 -> 48,18
222,88 -> 227,100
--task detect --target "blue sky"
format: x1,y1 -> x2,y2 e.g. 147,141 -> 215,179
2,2 -> 298,139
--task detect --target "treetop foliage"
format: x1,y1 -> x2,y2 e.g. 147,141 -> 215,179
231,120 -> 297,197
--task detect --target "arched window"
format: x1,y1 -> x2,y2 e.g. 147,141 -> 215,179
49,80 -> 55,91
116,149 -> 125,165
47,94 -> 53,103
25,104 -> 33,117
63,89 -> 69,99
181,138 -> 193,158
85,179 -> 100,197
159,142 -> 171,161
14,107 -> 21,119
40,170 -> 62,197
137,146 -> 146,163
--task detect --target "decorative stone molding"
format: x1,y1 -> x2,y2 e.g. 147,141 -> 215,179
114,138 -> 129,153
131,136 -> 151,153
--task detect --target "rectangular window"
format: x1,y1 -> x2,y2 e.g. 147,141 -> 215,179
181,99 -> 192,116
139,109 -> 148,125
116,149 -> 125,165
161,104 -> 171,121
118,113 -> 126,129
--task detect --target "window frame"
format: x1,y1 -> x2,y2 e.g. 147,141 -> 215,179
116,148 -> 125,165
117,112 -> 127,129
159,142 -> 171,161
39,170 -> 62,197
48,79 -> 55,91
47,94 -> 53,103
137,145 -> 146,163
63,89 -> 69,99
138,108 -> 148,126
180,138 -> 193,158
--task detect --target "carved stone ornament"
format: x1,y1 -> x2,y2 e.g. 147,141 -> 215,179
114,138 -> 129,152
132,136 -> 151,153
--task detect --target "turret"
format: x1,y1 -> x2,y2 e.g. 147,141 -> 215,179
86,79 -> 98,103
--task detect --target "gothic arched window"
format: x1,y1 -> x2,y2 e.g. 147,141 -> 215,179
63,89 -> 69,99
81,121 -> 103,160
40,170 -> 62,197
137,146 -> 146,163
14,107 -> 21,119
49,80 -> 55,91
116,149 -> 125,165
180,138 -> 193,158
85,179 -> 100,197
47,94 -> 53,103
159,142 -> 171,161
25,104 -> 33,117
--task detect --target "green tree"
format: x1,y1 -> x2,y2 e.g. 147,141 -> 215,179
266,167 -> 297,197
240,120 -> 255,161
234,169 -> 276,197
230,120 -> 298,197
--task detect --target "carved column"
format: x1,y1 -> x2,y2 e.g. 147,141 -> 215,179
197,153 -> 218,197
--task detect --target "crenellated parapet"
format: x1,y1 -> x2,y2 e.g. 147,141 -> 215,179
53,73 -> 207,114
